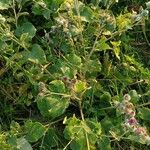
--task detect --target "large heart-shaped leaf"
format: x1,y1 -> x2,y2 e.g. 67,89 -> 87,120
15,22 -> 36,38
37,96 -> 69,118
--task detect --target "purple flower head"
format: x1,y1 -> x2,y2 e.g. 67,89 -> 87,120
128,117 -> 137,125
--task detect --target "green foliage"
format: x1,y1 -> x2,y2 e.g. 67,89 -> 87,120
24,120 -> 46,143
63,116 -> 101,150
0,0 -> 150,149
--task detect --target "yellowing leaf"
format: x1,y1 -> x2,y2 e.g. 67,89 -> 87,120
74,80 -> 87,93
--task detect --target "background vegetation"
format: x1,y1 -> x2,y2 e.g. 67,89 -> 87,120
0,0 -> 150,149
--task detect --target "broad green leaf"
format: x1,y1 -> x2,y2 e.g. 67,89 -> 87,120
97,137 -> 111,150
15,22 -> 36,38
64,116 -> 89,150
28,44 -> 46,64
66,54 -> 82,68
25,121 -> 46,143
83,59 -> 101,74
100,92 -> 111,102
48,80 -> 66,93
37,80 -> 69,118
80,6 -> 94,22
43,9 -> 51,19
129,90 -> 140,103
0,0 -> 11,10
61,66 -> 76,78
138,107 -> 150,121
85,119 -> 101,136
95,36 -> 111,51
74,80 -> 87,93
32,2 -> 44,15
17,137 -> 33,150
64,116 -> 101,150
42,128 -> 58,149
37,96 -> 69,118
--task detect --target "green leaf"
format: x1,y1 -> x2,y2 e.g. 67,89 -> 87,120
83,59 -> 101,76
97,137 -> 111,150
95,36 -> 111,51
138,107 -> 150,121
48,80 -> 66,93
17,137 -> 33,150
63,116 -> 89,150
129,90 -> 140,103
100,92 -> 111,102
28,44 -> 46,64
80,5 -> 94,22
0,0 -> 11,10
63,116 -> 101,150
66,54 -> 82,68
37,80 -> 69,118
37,96 -> 69,118
25,121 -> 46,143
15,22 -> 36,38
43,9 -> 51,19
42,128 -> 58,149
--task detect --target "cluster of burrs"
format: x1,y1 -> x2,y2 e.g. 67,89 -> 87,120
118,94 -> 150,145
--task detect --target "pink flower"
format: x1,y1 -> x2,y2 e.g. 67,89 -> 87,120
128,117 -> 137,125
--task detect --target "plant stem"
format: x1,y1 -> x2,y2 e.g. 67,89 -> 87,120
12,0 -> 18,27
79,101 -> 90,150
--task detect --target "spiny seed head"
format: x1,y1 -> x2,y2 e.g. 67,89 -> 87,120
124,94 -> 131,101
